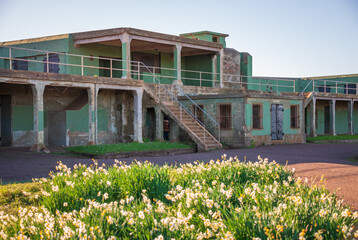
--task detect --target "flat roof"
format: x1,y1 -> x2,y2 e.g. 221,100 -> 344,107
0,34 -> 69,46
302,73 -> 358,80
180,31 -> 229,37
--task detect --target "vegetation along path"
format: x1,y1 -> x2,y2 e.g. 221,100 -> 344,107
0,143 -> 357,210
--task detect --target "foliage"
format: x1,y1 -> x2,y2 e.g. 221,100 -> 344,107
0,156 -> 357,239
66,141 -> 192,155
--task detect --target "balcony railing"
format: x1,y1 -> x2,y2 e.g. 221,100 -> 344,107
300,79 -> 358,95
0,46 -> 299,93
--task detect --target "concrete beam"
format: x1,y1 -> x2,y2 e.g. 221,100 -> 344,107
312,98 -> 317,137
331,99 -> 336,136
133,88 -> 143,143
30,82 -> 47,152
120,33 -> 132,79
173,44 -> 183,86
87,85 -> 99,145
349,100 -> 354,135
155,106 -> 164,141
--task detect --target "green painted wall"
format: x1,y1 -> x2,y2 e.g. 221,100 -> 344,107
12,105 -> 33,131
246,98 -> 302,136
66,105 -> 89,132
335,102 -> 349,134
354,103 -> 358,134
297,76 -> 358,94
182,54 -> 213,87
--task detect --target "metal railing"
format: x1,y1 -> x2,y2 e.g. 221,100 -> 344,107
300,78 -> 358,95
0,45 -> 221,144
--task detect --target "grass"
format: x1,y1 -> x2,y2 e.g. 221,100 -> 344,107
306,134 -> 358,142
0,182 -> 41,215
1,156 -> 357,239
66,141 -> 193,155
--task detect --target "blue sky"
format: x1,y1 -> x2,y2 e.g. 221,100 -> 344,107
0,0 -> 357,77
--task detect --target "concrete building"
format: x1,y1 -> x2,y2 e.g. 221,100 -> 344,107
0,27 -> 357,151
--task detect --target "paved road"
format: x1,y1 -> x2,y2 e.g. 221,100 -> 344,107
0,143 -> 357,183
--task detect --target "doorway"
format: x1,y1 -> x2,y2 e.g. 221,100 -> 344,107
48,110 -> 66,146
0,95 -> 12,147
271,104 -> 284,140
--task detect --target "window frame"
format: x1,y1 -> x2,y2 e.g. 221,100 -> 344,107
218,103 -> 232,130
290,105 -> 300,129
252,104 -> 263,130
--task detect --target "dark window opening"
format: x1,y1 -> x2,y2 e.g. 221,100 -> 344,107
252,104 -> 263,129
43,54 -> 60,73
290,105 -> 300,128
219,104 -> 232,130
212,36 -> 219,43
132,52 -> 161,74
12,58 -> 28,71
192,104 -> 204,125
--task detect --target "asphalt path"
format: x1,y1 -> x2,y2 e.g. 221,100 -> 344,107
0,143 -> 357,183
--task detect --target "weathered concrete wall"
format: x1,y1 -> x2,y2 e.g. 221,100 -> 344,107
245,97 -> 304,146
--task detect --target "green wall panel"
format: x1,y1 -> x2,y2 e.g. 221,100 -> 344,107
97,108 -> 108,132
66,105 -> 88,132
12,105 -> 33,131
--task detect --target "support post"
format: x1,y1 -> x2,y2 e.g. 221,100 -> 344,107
120,33 -> 132,79
311,98 -> 317,137
155,106 -> 164,141
212,54 -> 217,87
173,44 -> 183,85
31,83 -> 47,152
133,88 -> 143,143
218,49 -> 224,88
87,85 -> 98,145
349,100 -> 354,135
331,99 -> 336,136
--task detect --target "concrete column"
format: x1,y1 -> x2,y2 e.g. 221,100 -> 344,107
31,83 -> 46,152
211,54 -> 217,87
311,98 -> 317,137
133,88 -> 143,143
218,49 -> 224,88
169,120 -> 179,142
173,44 -> 183,85
349,100 -> 354,135
121,33 -> 132,79
155,106 -> 164,141
331,99 -> 336,136
87,85 -> 98,145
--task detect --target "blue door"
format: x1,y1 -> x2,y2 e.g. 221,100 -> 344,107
271,104 -> 284,140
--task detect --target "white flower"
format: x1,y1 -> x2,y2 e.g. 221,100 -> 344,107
106,181 -> 111,186
103,193 -> 109,200
154,235 -> 164,240
52,185 -> 59,192
63,202 -> 68,207
138,211 -> 145,219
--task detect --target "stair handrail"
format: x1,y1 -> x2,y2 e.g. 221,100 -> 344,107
299,79 -> 313,96
135,61 -> 221,142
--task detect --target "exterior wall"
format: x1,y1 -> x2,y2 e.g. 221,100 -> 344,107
297,76 -> 358,94
245,98 -> 304,146
182,54 -> 213,87
354,102 -> 358,134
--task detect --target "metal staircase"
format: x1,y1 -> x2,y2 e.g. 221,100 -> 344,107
140,65 -> 222,151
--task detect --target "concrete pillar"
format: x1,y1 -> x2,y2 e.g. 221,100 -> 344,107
349,100 -> 354,135
133,88 -> 143,143
331,99 -> 336,136
87,85 -> 98,145
211,54 -> 217,87
155,106 -> 164,141
121,33 -> 132,79
311,98 -> 317,137
169,119 -> 179,142
173,44 -> 183,85
218,49 -> 224,88
31,83 -> 46,152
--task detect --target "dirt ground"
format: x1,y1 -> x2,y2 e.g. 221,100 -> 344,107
0,143 -> 357,211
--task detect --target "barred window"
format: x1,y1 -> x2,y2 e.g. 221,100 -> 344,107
290,105 -> 300,128
219,104 -> 232,130
252,104 -> 263,129
192,104 -> 204,125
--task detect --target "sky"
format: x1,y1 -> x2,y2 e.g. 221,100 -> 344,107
0,0 -> 357,78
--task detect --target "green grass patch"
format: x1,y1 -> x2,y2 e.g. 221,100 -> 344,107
66,141 -> 193,155
306,134 -> 358,142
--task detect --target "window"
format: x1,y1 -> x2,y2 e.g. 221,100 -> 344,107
132,52 -> 161,74
192,104 -> 204,125
252,104 -> 263,129
290,105 -> 300,128
219,104 -> 232,130
43,54 -> 60,73
12,58 -> 28,70
212,36 -> 219,43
